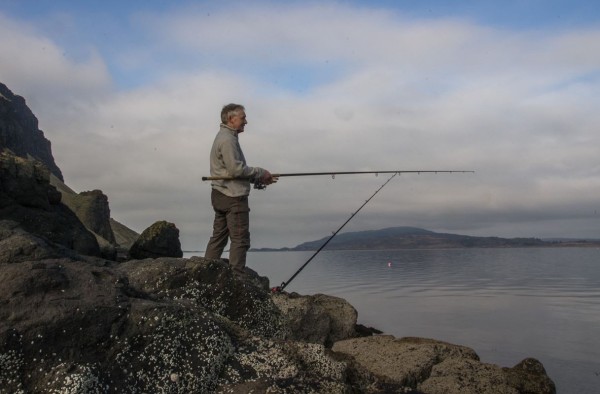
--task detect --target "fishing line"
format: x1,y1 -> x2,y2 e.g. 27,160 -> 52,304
271,172 -> 399,293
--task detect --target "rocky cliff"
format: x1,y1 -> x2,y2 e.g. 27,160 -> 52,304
0,83 -> 63,181
1,82 -> 138,256
0,150 -> 101,257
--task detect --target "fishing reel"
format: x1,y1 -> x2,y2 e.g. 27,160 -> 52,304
253,180 -> 268,190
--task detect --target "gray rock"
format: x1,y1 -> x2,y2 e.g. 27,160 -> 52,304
0,202 -> 100,259
419,357 -> 554,394
0,258 -> 233,393
503,358 -> 556,394
272,292 -> 358,346
0,220 -> 86,263
118,257 -> 284,338
332,336 -> 555,394
128,220 -> 182,259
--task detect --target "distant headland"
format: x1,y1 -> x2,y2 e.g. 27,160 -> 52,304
252,226 -> 600,251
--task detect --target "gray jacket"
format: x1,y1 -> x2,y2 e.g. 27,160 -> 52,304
209,124 -> 265,197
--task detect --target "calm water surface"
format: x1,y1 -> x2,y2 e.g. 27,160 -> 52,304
187,248 -> 600,393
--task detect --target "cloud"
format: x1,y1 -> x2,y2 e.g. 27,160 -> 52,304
0,14 -> 111,104
1,3 -> 599,249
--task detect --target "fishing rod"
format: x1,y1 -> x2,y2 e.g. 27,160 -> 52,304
203,169 -> 474,291
202,170 -> 474,190
271,172 -> 400,293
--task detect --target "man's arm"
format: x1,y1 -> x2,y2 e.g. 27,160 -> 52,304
219,137 -> 265,180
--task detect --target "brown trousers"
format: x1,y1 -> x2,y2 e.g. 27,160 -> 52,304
204,189 -> 250,272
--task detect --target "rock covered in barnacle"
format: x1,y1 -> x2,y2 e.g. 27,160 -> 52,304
109,303 -> 233,393
0,258 -> 235,393
216,338 -> 350,393
117,257 -> 286,338
0,250 -> 557,394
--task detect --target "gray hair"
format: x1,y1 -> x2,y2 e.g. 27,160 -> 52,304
221,103 -> 245,124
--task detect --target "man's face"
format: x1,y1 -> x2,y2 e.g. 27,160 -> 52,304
228,110 -> 247,133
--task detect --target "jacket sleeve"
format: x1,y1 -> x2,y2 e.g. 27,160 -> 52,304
220,138 -> 265,179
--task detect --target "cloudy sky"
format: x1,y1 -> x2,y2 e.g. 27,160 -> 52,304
1,0 -> 599,249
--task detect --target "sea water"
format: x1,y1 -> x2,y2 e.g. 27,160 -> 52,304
185,248 -> 600,393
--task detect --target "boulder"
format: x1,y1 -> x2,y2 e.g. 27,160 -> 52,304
118,257 -> 283,338
271,292 -> 358,346
128,220 -> 182,259
332,335 -> 556,393
503,358 -> 557,394
0,258 -> 234,393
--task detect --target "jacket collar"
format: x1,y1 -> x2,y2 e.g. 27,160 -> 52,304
220,123 -> 239,135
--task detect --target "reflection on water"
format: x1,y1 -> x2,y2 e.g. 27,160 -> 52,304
241,248 -> 600,394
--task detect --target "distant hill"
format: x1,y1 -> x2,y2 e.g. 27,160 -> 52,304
253,227 -> 600,251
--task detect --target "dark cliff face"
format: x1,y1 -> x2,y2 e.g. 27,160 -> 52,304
0,82 -> 64,181
0,82 -> 138,257
0,150 -> 101,257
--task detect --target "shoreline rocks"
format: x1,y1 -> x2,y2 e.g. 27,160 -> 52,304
0,251 -> 557,393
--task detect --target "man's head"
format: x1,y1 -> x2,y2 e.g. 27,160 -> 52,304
221,103 -> 247,132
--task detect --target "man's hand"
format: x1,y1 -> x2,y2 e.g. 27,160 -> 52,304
261,170 -> 279,185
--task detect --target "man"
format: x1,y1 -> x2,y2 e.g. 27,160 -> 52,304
204,103 -> 277,274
